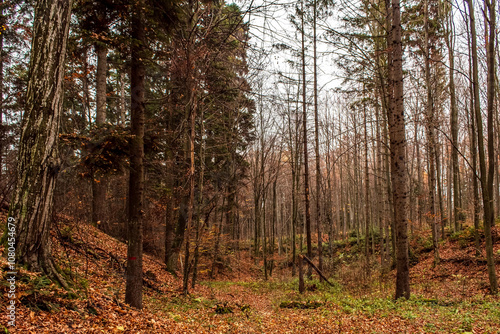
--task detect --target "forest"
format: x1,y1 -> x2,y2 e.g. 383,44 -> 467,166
0,0 -> 500,332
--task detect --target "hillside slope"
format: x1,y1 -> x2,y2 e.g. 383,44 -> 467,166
1,215 -> 500,333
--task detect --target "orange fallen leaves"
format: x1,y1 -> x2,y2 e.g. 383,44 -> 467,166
1,216 -> 500,333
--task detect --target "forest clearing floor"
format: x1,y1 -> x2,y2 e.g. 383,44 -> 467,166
1,214 -> 500,333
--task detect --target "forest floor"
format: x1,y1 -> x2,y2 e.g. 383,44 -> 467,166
1,214 -> 500,333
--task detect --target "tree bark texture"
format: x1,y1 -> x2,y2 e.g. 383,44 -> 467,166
7,0 -> 72,286
446,5 -> 461,232
312,0 -> 323,279
388,0 -> 410,299
0,1 -> 4,186
125,0 -> 146,309
484,0 -> 498,293
424,0 -> 440,264
301,0 -> 313,271
91,42 -> 108,230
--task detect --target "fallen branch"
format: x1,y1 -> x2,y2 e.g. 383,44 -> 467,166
94,247 -> 124,271
300,255 -> 336,287
441,257 -> 487,265
280,300 -> 323,309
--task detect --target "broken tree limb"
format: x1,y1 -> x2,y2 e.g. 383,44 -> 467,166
300,255 -> 336,287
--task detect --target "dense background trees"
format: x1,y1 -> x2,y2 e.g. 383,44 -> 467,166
1,0 -> 499,310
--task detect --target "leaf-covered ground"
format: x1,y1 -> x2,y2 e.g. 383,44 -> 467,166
1,215 -> 500,333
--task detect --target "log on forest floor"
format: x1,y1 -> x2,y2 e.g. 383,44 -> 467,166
441,257 -> 487,265
279,300 -> 323,309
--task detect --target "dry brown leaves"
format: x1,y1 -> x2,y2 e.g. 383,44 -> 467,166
1,217 -> 500,333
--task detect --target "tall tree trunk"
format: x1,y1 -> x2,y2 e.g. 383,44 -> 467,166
288,112 -> 295,274
467,0 -> 498,294
324,107 -> 335,255
339,119 -> 347,239
446,145 -> 453,231
164,154 -> 176,271
253,81 -> 265,262
388,0 -> 410,299
92,42 -> 108,231
191,108 -> 205,289
469,91 -> 481,256
210,198 -> 224,279
484,0 -> 498,293
164,98 -> 177,271
125,0 -> 146,308
263,188 -> 268,280
182,92 -> 196,294
415,113 -> 423,230
383,1 -> 396,267
364,91 -> 371,277
287,85 -> 299,276
383,110 -> 395,267
270,177 -> 277,277
465,16 -> 481,256
6,0 -> 72,287
435,142 -> 445,240
424,0 -> 440,265
446,4 -> 461,232
253,185 -> 261,261
353,118 -> 360,244
181,13 -> 198,291
300,0 -> 312,277
0,1 -> 4,187
313,0 -> 323,276
375,95 -> 385,272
